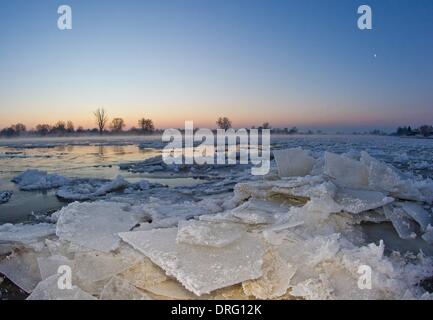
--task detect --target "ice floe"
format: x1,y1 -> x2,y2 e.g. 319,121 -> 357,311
0,191 -> 12,204
12,170 -> 70,191
119,228 -> 266,296
55,201 -> 144,252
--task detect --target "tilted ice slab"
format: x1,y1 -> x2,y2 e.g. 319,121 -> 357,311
141,198 -> 222,224
0,223 -> 56,244
27,274 -> 96,300
0,246 -> 48,292
400,202 -> 433,232
360,151 -> 427,202
176,220 -> 246,248
119,228 -> 266,296
56,176 -> 129,201
12,169 -> 70,191
56,201 -> 142,252
324,152 -> 369,189
273,148 -> 315,178
334,188 -> 394,214
422,225 -> 433,244
383,205 -> 418,240
0,190 -> 13,204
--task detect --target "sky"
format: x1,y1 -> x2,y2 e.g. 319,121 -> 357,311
0,0 -> 432,132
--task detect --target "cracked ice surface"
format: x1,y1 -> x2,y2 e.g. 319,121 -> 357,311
119,228 -> 266,296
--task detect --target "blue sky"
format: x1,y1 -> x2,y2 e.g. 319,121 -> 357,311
0,0 -> 432,131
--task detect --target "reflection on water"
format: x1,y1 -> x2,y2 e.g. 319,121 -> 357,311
0,145 -> 160,224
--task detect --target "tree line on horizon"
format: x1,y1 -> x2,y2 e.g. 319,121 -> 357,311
0,108 -> 157,137
394,125 -> 433,137
0,111 -> 302,138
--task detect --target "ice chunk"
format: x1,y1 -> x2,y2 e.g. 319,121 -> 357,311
383,205 -> 418,240
230,199 -> 289,225
119,228 -> 266,296
334,188 -> 394,214
0,247 -> 46,292
56,201 -> 142,252
12,169 -> 70,191
99,276 -> 151,300
0,191 -> 12,204
273,148 -> 315,177
0,223 -> 55,244
324,152 -> 368,188
176,220 -> 246,248
242,250 -> 296,299
360,152 -> 423,201
401,202 -> 433,232
422,225 -> 433,244
94,175 -> 129,196
27,274 -> 96,300
56,176 -> 129,201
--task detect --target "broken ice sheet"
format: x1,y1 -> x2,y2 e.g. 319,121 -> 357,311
176,220 -> 246,248
273,148 -> 315,178
230,199 -> 289,225
324,152 -> 369,189
56,175 -> 129,201
56,201 -> 143,252
360,151 -> 424,201
99,276 -> 151,300
0,246 -> 47,293
0,223 -> 55,244
401,202 -> 433,232
422,225 -> 433,244
27,274 -> 96,300
12,169 -> 70,191
334,188 -> 394,214
119,228 -> 266,296
383,205 -> 418,240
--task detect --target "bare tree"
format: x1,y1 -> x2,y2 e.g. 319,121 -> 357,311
138,118 -> 155,134
12,123 -> 26,134
35,124 -> 51,136
110,118 -> 125,133
94,108 -> 108,135
66,121 -> 75,133
262,122 -> 271,129
216,117 -> 232,130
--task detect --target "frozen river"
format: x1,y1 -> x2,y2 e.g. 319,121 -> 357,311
1,134 -> 433,300
1,134 -> 433,224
